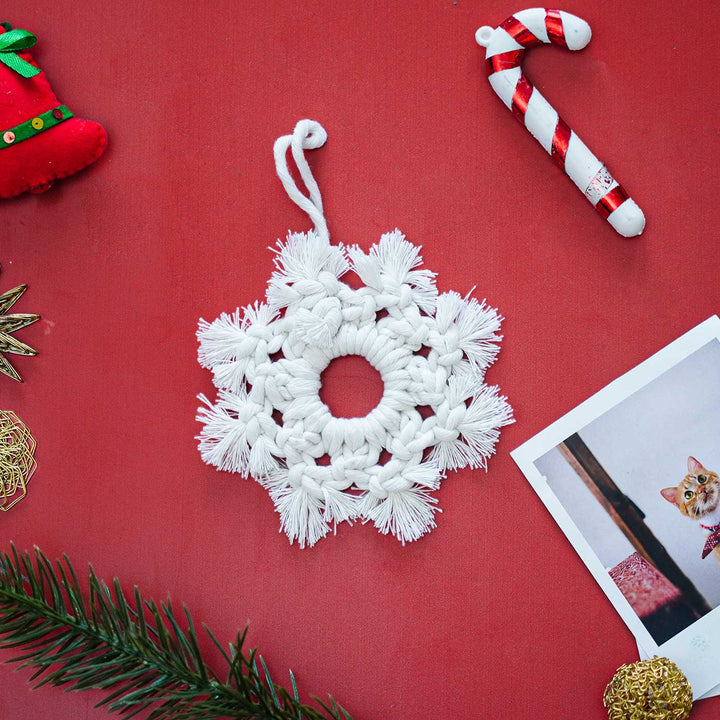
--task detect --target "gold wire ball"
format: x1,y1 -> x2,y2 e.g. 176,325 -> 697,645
0,410 -> 36,511
604,657 -> 693,720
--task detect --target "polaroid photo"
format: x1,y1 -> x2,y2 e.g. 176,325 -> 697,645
512,316 -> 720,699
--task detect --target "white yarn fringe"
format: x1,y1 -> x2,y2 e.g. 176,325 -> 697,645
271,483 -> 331,549
360,486 -> 439,545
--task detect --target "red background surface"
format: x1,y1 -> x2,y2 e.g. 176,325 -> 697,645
1,0 -> 719,718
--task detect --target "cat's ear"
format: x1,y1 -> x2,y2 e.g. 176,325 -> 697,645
688,456 -> 704,473
661,487 -> 679,505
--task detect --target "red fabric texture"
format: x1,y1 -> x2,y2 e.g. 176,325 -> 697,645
2,2 -> 720,719
0,26 -> 106,199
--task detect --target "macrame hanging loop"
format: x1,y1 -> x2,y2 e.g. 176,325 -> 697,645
272,119 -> 329,239
197,119 -> 512,547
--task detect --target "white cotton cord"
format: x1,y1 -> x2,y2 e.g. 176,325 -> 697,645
273,119 -> 329,240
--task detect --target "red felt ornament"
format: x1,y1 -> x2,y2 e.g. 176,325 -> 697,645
0,23 -> 107,198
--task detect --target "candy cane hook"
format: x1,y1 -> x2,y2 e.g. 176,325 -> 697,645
476,9 -> 645,237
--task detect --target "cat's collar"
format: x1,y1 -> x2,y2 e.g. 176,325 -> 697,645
701,522 -> 720,531
702,526 -> 720,559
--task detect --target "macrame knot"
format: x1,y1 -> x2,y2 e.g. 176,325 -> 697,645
264,360 -> 318,405
292,279 -> 327,300
286,464 -> 305,488
301,475 -> 325,500
344,294 -> 377,324
246,321 -> 273,339
380,475 -> 414,494
436,349 -> 464,367
405,428 -> 435,455
293,297 -> 342,347
368,474 -> 391,499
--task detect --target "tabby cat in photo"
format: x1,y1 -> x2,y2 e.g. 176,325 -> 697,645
661,456 -> 720,563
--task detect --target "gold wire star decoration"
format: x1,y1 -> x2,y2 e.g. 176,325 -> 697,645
0,274 -> 39,383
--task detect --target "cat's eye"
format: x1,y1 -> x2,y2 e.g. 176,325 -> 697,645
684,490 -> 695,500
698,475 -> 708,484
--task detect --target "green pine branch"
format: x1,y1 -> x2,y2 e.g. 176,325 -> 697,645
0,545 -> 352,720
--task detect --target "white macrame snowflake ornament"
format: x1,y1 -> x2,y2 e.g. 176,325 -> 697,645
197,120 -> 513,548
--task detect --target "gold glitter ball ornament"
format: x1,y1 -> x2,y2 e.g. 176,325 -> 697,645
604,657 -> 693,720
0,410 -> 37,510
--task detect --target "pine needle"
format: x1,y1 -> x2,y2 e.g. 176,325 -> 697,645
0,546 -> 352,720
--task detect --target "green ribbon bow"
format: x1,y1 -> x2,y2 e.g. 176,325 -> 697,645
0,28 -> 40,78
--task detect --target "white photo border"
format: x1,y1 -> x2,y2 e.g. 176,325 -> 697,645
511,315 -> 720,699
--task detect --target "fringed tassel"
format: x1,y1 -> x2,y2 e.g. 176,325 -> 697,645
210,358 -> 252,395
268,231 -> 349,312
349,231 -> 437,314
377,230 -> 437,314
322,485 -> 358,525
358,462 -> 442,544
455,385 -> 513,468
429,376 -> 513,471
266,278 -> 300,312
198,303 -> 277,393
347,244 -> 382,290
270,481 -> 331,549
434,291 -> 503,371
453,294 -> 503,371
363,486 -> 439,545
196,392 -> 258,476
197,309 -> 245,368
247,435 -> 279,479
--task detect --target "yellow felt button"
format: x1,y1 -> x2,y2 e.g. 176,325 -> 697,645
31,118 -> 44,130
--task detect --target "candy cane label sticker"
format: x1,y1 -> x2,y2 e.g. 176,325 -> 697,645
476,8 -> 645,238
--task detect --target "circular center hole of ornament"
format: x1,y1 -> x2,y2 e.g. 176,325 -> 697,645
319,355 -> 384,418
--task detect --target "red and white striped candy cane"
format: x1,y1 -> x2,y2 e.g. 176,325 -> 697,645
476,9 -> 645,237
